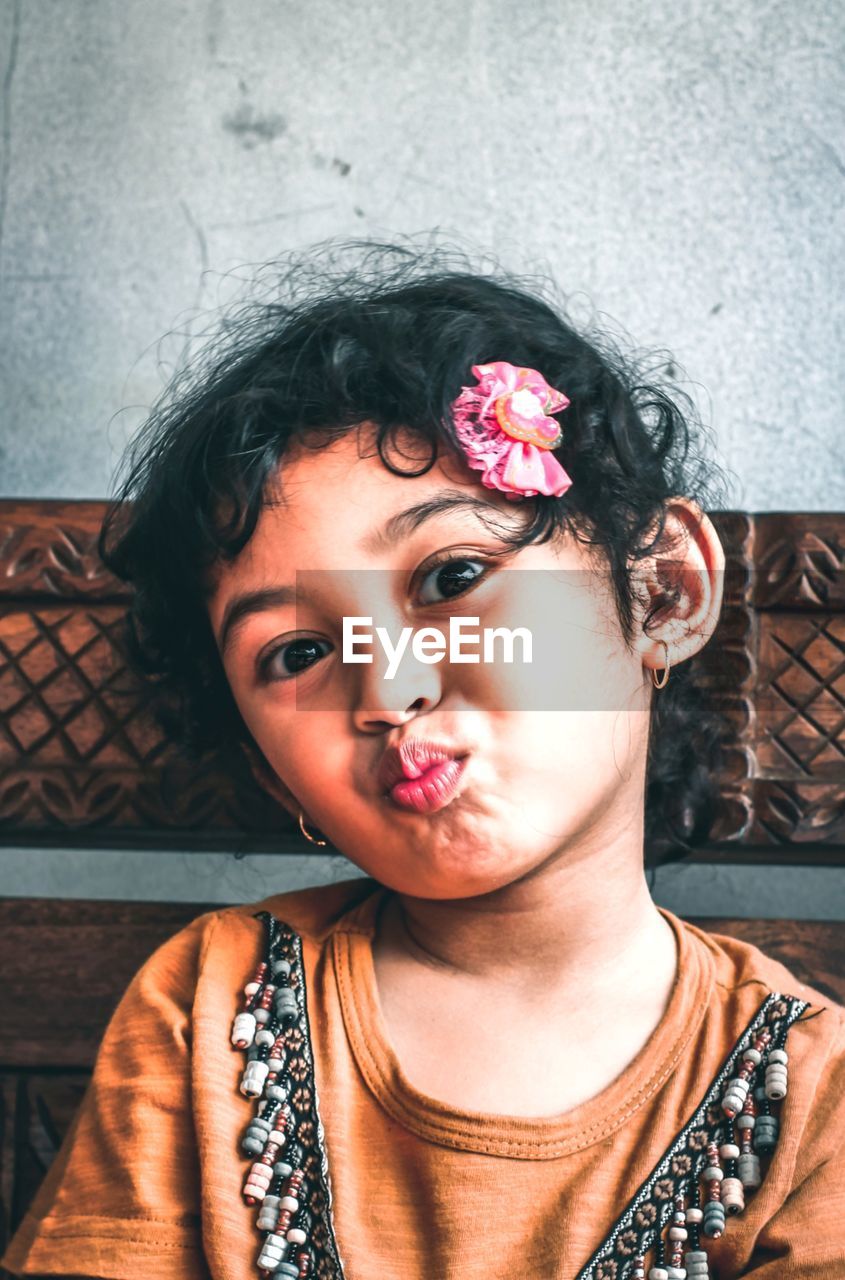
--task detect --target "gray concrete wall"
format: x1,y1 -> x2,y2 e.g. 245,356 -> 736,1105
2,846 -> 845,921
1,0 -> 843,913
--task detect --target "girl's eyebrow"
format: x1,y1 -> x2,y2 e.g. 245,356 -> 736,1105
217,492 -> 508,659
360,491 -> 509,555
218,584 -> 298,660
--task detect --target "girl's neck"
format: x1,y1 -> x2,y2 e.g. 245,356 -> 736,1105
376,827 -> 675,1005
370,828 -> 680,1117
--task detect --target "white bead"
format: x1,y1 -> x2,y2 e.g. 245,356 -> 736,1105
280,1194 -> 300,1211
768,1048 -> 788,1065
255,1027 -> 275,1046
258,1247 -> 283,1268
287,1227 -> 307,1244
719,1143 -> 740,1159
669,1225 -> 688,1240
244,981 -> 262,996
765,1066 -> 788,1099
240,1060 -> 270,1096
649,1269 -> 669,1280
743,1047 -> 761,1065
685,1207 -> 703,1223
722,1096 -> 745,1116
231,1011 -> 257,1047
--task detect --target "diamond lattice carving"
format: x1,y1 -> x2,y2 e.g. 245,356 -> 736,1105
758,614 -> 845,779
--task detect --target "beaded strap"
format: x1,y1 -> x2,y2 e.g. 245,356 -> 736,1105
574,991 -> 810,1280
232,912 -> 345,1280
231,918 -> 809,1280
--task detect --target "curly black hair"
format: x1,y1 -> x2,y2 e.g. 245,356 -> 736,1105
98,240 -> 734,867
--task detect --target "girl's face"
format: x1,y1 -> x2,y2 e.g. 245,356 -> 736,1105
206,424 -> 720,900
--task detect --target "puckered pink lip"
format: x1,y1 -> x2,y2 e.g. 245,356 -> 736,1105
385,755 -> 469,814
376,738 -> 470,794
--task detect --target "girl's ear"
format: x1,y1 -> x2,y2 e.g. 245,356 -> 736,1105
240,738 -> 300,820
631,496 -> 726,675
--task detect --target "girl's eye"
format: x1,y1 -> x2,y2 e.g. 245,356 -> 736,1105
257,554 -> 495,682
416,554 -> 492,605
259,637 -> 331,683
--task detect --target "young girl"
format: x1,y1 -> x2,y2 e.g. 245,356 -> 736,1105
3,247 -> 843,1280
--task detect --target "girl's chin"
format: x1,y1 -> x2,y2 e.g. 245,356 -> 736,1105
365,852 -> 537,902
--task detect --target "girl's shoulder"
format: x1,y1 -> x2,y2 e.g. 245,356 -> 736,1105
671,910 -> 845,1129
136,875 -> 384,983
213,873 -> 383,945
675,910 -> 844,1019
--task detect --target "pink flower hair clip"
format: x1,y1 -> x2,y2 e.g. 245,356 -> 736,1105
450,361 -> 574,501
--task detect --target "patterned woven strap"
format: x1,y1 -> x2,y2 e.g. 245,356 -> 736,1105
574,992 -> 809,1280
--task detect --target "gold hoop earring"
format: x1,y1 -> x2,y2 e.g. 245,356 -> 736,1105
651,639 -> 671,689
298,810 -> 328,847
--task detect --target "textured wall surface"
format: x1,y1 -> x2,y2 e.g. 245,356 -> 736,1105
0,0 -> 843,505
0,2 -> 843,912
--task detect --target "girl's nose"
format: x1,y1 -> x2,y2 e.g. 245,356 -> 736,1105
350,626 -> 444,732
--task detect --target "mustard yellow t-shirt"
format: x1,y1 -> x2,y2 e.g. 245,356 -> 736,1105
3,877 -> 844,1279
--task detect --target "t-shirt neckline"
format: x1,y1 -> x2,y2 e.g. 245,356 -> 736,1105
332,886 -> 716,1158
